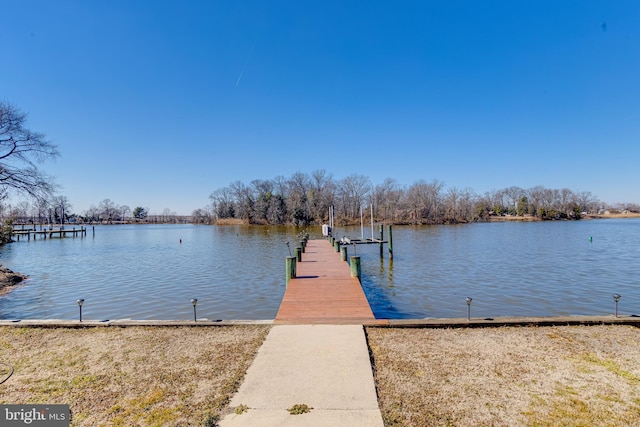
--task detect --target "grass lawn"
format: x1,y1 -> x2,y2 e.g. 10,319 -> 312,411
2,324 -> 639,426
367,325 -> 640,426
0,326 -> 269,426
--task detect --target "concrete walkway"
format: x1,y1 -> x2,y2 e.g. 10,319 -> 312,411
219,325 -> 384,427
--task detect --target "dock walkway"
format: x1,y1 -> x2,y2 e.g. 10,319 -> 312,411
220,239 -> 385,426
219,324 -> 384,427
275,239 -> 380,324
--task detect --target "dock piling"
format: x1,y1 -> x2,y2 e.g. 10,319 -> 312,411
286,256 -> 296,286
388,225 -> 393,260
350,256 -> 361,280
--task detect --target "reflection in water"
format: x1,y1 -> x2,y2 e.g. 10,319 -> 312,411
0,220 -> 639,320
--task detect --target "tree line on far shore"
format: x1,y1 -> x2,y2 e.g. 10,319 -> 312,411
201,170 -> 622,226
5,172 -> 636,227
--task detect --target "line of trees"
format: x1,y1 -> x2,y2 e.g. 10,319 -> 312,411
205,171 -> 609,226
0,197 -> 190,225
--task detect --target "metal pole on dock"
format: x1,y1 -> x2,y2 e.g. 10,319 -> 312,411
350,256 -> 361,280
388,225 -> 393,260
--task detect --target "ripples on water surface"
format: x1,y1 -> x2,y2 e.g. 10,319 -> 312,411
0,220 -> 639,320
357,219 -> 640,319
0,225 -> 297,321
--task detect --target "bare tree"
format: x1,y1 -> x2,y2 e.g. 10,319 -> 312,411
251,179 -> 274,223
229,181 -> 253,221
309,169 -> 335,223
191,208 -> 211,224
51,195 -> 72,225
0,102 -> 59,201
14,200 -> 31,223
161,208 -> 176,223
403,179 -> 443,223
119,205 -> 131,222
209,187 -> 235,219
98,198 -> 118,223
336,174 -> 371,220
575,191 -> 599,214
287,172 -> 311,225
374,178 -> 402,223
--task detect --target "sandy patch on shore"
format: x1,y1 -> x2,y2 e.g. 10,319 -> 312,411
367,325 -> 640,426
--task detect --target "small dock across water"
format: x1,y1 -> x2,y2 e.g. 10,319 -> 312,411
276,239 -> 387,325
11,226 -> 88,240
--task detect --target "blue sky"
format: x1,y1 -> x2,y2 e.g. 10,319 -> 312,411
2,1 -> 639,215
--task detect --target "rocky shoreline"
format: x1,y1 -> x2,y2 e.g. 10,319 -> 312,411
0,265 -> 27,295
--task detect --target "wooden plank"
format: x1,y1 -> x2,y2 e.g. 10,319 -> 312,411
275,239 -> 376,324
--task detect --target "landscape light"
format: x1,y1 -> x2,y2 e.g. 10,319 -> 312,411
466,297 -> 472,321
76,299 -> 84,322
191,298 -> 198,322
613,294 -> 621,318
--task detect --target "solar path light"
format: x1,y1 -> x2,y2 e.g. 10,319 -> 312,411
613,294 -> 621,318
466,297 -> 472,321
191,298 -> 198,322
77,299 -> 84,322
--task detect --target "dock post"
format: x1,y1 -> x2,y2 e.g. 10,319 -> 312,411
379,224 -> 384,258
300,240 -> 306,253
340,245 -> 348,261
350,256 -> 361,280
388,225 -> 393,260
295,246 -> 302,262
286,256 -> 296,286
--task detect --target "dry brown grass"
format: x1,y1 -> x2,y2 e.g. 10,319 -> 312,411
0,325 -> 269,426
366,325 -> 640,427
3,324 -> 640,427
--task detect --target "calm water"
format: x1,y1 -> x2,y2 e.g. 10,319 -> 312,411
0,220 -> 638,320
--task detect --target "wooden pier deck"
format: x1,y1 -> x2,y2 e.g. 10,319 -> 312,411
276,239 -> 385,325
11,226 -> 87,240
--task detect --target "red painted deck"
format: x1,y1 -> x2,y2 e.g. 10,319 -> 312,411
275,239 -> 387,325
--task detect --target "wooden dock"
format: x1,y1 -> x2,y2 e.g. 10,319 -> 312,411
276,239 -> 386,325
11,226 -> 88,240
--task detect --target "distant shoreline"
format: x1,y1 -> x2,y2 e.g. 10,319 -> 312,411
585,212 -> 640,219
213,213 -> 640,225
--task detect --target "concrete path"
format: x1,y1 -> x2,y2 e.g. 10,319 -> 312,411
219,325 -> 384,427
